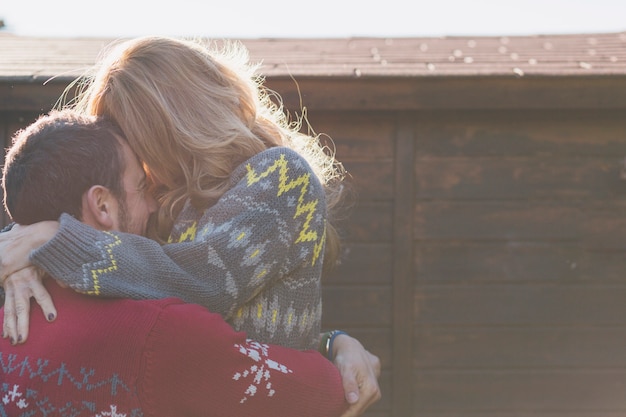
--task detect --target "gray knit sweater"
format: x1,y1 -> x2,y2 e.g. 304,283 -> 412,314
31,147 -> 327,350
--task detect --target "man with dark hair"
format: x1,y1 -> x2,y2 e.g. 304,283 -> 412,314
0,110 -> 347,417
3,110 -> 151,233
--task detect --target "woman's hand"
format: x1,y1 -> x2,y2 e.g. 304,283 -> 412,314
0,221 -> 59,344
332,334 -> 382,417
2,266 -> 56,344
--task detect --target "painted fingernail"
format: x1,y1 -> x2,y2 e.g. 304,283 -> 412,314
347,392 -> 359,404
17,335 -> 22,343
10,337 -> 15,345
48,313 -> 55,321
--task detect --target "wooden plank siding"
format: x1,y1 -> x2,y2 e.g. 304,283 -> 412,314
310,105 -> 626,416
410,109 -> 626,416
3,33 -> 626,417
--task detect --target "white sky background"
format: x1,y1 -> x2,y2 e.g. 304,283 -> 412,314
1,0 -> 625,39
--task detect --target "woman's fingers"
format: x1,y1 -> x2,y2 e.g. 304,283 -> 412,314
2,267 -> 54,344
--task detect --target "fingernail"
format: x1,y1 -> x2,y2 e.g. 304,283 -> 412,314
17,335 -> 22,343
10,337 -> 15,345
48,313 -> 55,321
347,392 -> 359,404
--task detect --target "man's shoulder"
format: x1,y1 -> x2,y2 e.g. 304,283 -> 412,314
52,285 -> 191,322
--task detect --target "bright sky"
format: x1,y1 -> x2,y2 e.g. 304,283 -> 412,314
1,0 -> 625,39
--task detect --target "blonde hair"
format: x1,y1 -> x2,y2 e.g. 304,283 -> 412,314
67,36 -> 345,271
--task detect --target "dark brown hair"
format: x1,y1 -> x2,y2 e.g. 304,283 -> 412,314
3,110 -> 126,225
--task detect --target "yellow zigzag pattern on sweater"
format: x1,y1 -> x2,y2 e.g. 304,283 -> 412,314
246,153 -> 324,265
88,231 -> 122,295
168,221 -> 197,243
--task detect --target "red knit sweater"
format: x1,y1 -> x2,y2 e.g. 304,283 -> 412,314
0,280 -> 347,416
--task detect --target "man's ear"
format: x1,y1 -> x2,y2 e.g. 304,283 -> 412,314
81,185 -> 117,231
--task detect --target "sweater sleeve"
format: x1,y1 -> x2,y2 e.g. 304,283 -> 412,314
141,301 -> 347,417
30,147 -> 327,319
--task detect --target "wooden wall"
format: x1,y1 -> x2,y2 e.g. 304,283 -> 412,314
309,102 -> 626,417
3,75 -> 626,417
408,108 -> 626,417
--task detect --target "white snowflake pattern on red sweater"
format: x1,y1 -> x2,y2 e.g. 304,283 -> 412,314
2,384 -> 29,410
232,340 -> 293,403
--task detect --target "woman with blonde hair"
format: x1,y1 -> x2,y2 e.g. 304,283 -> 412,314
0,36 -> 380,415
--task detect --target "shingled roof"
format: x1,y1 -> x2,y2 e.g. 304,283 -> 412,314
2,31 -> 626,81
